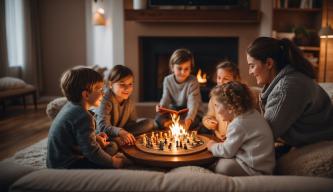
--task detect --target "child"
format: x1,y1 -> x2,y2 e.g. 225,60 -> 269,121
95,65 -> 155,142
47,67 -> 125,169
207,81 -> 275,176
155,48 -> 203,130
202,61 -> 240,139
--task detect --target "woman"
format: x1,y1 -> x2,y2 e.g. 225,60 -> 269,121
247,37 -> 333,150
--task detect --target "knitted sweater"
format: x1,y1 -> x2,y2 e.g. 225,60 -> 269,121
95,88 -> 136,137
159,74 -> 202,121
47,102 -> 114,168
209,110 -> 275,175
260,65 -> 333,147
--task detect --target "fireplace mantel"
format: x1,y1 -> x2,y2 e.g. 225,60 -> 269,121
125,9 -> 261,23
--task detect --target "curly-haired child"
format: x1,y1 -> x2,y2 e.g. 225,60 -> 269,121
207,81 -> 275,176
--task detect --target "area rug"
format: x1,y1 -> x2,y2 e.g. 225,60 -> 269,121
3,138 -> 47,169
2,138 -> 212,174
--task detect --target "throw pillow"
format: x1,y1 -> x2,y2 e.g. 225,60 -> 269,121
45,97 -> 68,119
0,77 -> 26,91
276,140 -> 333,178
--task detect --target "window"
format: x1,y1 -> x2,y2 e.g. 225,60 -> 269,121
5,0 -> 25,67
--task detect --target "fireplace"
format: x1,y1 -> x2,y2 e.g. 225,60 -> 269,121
139,37 -> 238,102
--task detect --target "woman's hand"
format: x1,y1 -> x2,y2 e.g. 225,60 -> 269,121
119,129 -> 136,146
96,132 -> 110,148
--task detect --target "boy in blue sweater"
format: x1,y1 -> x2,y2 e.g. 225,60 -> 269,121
47,67 -> 125,169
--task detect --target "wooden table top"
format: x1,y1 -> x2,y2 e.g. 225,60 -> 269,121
120,134 -> 218,168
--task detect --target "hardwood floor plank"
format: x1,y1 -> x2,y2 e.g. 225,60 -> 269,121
0,103 -> 51,160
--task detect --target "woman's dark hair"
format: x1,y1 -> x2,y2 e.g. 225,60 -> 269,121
216,60 -> 241,81
169,48 -> 194,70
107,65 -> 134,83
210,81 -> 255,116
247,37 -> 315,79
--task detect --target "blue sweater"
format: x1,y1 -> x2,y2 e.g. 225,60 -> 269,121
47,102 -> 114,168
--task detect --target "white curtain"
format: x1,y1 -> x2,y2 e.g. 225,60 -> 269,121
4,0 -> 43,93
5,0 -> 25,68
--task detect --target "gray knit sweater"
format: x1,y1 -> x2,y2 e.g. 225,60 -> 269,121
159,74 -> 202,121
47,102 -> 114,168
95,88 -> 136,137
209,110 -> 275,175
260,65 -> 333,147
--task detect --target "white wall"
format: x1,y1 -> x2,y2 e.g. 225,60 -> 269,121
90,0 -> 124,68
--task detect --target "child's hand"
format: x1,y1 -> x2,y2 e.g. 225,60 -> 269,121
184,118 -> 192,130
205,117 -> 218,130
155,104 -> 161,113
96,134 -> 110,149
119,129 -> 136,146
111,155 -> 124,168
207,140 -> 217,150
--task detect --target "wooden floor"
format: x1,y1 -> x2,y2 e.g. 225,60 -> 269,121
0,103 -> 51,160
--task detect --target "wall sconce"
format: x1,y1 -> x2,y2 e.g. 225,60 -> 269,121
93,0 -> 106,26
318,1 -> 333,82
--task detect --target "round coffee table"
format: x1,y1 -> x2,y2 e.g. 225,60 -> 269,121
120,134 -> 218,168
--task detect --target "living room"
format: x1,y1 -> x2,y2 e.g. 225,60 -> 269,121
1,0 -> 333,191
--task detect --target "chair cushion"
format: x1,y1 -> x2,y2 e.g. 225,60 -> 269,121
276,140 -> 333,178
0,84 -> 36,99
0,77 -> 27,91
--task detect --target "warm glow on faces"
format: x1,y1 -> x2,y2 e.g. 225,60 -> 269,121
214,100 -> 233,122
111,76 -> 134,102
172,60 -> 192,83
247,54 -> 272,86
87,82 -> 104,108
216,68 -> 234,85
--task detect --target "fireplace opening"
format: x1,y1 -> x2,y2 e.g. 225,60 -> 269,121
139,37 -> 238,102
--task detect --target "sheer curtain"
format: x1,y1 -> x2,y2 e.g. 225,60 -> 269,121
3,0 -> 43,92
5,0 -> 25,68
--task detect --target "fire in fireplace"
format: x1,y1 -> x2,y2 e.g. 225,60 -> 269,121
139,37 -> 238,102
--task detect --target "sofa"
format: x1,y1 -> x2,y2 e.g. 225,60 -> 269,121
1,83 -> 333,192
1,160 -> 333,192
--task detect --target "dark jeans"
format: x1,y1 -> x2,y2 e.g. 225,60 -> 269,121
124,118 -> 156,136
68,158 -> 104,169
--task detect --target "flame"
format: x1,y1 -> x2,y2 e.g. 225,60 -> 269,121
169,114 -> 187,138
196,69 -> 207,83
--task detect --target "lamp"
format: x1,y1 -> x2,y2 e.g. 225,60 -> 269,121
318,1 -> 333,82
93,0 -> 106,26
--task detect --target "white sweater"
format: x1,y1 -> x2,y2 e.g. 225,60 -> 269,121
209,110 -> 275,175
